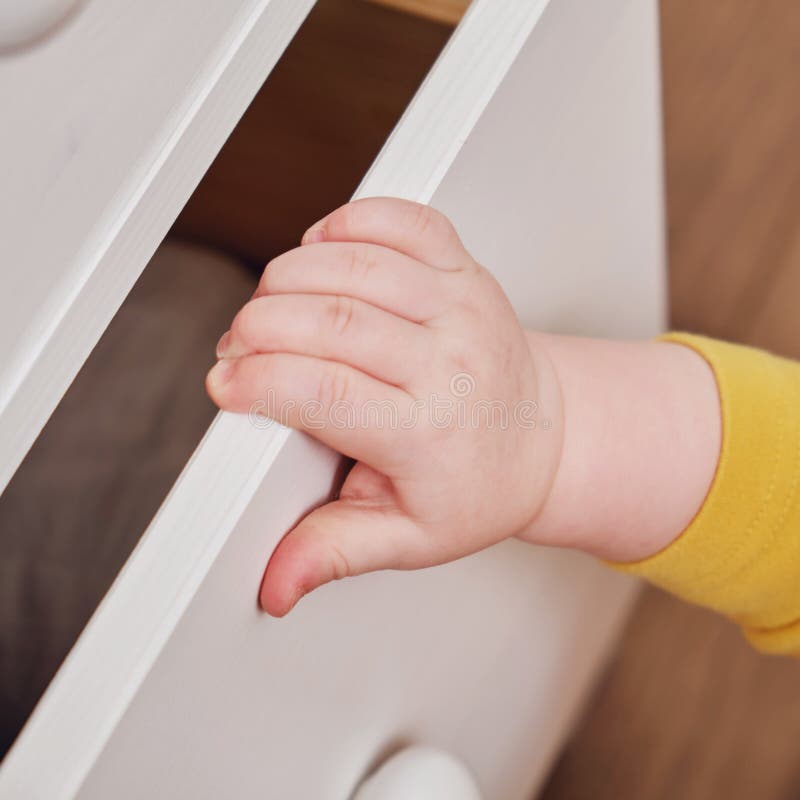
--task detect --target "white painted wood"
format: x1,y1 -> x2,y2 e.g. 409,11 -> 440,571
353,747 -> 483,800
430,0 -> 667,338
0,0 -> 316,495
0,0 -> 83,51
0,0 -> 665,797
358,0 -> 553,203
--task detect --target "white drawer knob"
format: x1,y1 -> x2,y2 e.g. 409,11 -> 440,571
353,746 -> 483,800
0,0 -> 83,53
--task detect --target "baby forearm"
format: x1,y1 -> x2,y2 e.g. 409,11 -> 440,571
520,331 -> 722,563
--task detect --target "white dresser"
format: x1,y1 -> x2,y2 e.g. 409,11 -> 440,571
0,1 -> 665,797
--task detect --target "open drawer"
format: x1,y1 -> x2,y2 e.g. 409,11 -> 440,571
0,0 -> 665,797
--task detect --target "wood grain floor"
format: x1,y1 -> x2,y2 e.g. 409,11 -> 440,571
540,2 -> 800,798
365,0 -> 469,26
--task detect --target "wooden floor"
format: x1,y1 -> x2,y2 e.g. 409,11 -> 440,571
540,2 -> 800,798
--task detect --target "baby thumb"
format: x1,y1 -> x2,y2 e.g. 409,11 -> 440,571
259,500 -> 424,617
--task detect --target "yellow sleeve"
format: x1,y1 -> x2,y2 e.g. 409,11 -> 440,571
612,332 -> 800,656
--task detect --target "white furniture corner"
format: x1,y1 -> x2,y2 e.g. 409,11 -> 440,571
0,0 -> 665,797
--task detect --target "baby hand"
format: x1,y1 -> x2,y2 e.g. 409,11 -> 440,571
207,198 -> 563,615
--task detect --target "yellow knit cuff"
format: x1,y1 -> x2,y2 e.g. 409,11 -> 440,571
612,333 -> 800,655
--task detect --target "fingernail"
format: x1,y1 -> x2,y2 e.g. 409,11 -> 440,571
216,331 -> 231,359
302,224 -> 326,245
208,358 -> 235,388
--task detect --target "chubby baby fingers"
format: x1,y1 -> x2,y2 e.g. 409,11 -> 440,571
206,352 -> 417,471
302,198 -> 471,273
257,242 -> 449,324
217,294 -> 431,391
